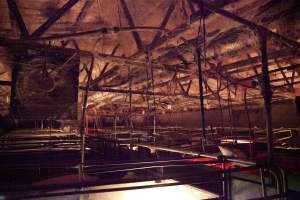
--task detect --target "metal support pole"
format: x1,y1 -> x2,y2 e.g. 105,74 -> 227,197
147,51 -> 157,143
260,168 -> 267,198
259,31 -> 273,164
196,1 -> 206,152
227,81 -> 234,138
128,66 -> 133,150
222,161 -> 228,199
228,167 -> 232,200
244,89 -> 254,159
278,168 -> 287,200
9,54 -> 23,117
114,115 -> 117,139
79,56 -> 95,181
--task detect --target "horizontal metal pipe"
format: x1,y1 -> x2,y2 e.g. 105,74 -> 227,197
0,80 -> 11,85
85,162 -> 221,175
81,86 -> 204,99
132,143 -> 256,165
1,161 -> 257,193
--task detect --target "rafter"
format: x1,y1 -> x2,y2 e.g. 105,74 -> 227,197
275,59 -> 293,91
119,0 -> 143,51
6,0 -> 29,38
73,0 -> 93,28
90,44 -> 120,88
191,0 -> 300,48
31,0 -> 79,38
148,0 -> 176,48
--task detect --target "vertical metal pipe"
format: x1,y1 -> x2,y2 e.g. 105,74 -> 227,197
147,51 -> 157,142
228,167 -> 232,200
128,66 -> 133,149
218,79 -> 224,134
196,1 -> 206,151
260,168 -> 266,197
9,56 -> 20,117
79,56 -> 95,180
145,59 -> 151,140
114,115 -> 117,139
222,161 -> 227,199
259,32 -> 273,163
227,81 -> 234,137
244,89 -> 254,159
279,168 -> 287,199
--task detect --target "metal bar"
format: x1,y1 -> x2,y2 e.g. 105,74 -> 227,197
275,59 -> 292,91
224,50 -> 297,72
148,52 -> 157,138
31,0 -> 79,37
0,80 -> 11,86
244,89 -> 254,159
73,0 -> 93,28
79,56 -> 95,180
9,54 -> 23,117
128,66 -> 133,145
28,27 -> 169,41
239,63 -> 300,82
228,167 -> 232,200
6,0 -> 29,38
89,44 -> 120,88
260,168 -> 266,198
196,1 -> 207,150
195,0 -> 300,48
222,162 -> 227,199
227,81 -> 234,138
197,47 -> 207,140
119,0 -> 143,51
130,0 -> 231,59
186,80 -> 193,94
149,0 -> 176,47
278,168 -> 287,200
0,37 -> 176,73
132,143 -> 256,165
85,87 -> 197,98
259,32 -> 273,163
